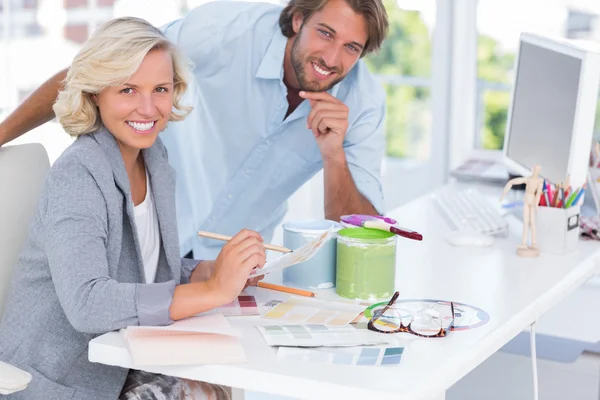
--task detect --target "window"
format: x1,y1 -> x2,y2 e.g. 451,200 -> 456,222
64,23 -> 88,43
366,0 -> 435,160
2,0 -> 435,164
0,0 -> 194,162
23,0 -> 38,9
476,1 -> 600,150
64,0 -> 88,8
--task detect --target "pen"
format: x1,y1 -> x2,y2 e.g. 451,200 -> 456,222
551,184 -> 560,207
257,282 -> 315,297
556,187 -> 564,208
542,181 -> 550,206
565,188 -> 580,208
553,183 -> 564,207
571,186 -> 586,207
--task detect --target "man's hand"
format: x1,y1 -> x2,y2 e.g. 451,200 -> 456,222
300,91 -> 349,158
0,125 -> 6,147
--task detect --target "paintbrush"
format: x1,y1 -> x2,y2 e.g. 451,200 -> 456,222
340,214 -> 423,241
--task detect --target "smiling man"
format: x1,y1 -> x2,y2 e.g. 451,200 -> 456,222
0,0 -> 389,260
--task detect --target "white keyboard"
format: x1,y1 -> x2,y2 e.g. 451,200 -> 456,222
432,187 -> 509,237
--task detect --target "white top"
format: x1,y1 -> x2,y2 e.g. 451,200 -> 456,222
134,171 -> 160,284
89,182 -> 600,399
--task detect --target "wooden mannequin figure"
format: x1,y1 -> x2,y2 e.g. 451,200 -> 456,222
500,165 -> 544,257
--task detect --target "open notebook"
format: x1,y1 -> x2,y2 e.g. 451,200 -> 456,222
122,313 -> 246,366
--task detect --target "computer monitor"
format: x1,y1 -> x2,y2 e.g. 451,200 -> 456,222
502,32 -> 600,189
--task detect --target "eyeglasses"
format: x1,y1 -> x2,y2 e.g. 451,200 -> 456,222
367,291 -> 455,338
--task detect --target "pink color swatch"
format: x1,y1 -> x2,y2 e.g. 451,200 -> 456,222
219,295 -> 259,316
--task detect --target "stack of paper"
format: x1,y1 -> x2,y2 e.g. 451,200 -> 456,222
122,314 -> 246,366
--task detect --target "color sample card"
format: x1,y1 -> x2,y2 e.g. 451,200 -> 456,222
277,346 -> 405,367
249,229 -> 334,278
257,324 -> 393,347
217,295 -> 259,316
263,297 -> 364,326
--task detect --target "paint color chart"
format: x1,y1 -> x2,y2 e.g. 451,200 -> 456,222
217,295 -> 259,316
249,229 -> 333,278
257,324 -> 392,347
277,346 -> 405,367
263,297 -> 364,326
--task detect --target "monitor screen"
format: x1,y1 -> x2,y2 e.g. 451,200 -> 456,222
505,41 -> 582,184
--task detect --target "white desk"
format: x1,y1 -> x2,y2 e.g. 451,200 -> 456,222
89,184 -> 600,400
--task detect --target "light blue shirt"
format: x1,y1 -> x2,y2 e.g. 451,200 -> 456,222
160,1 -> 386,259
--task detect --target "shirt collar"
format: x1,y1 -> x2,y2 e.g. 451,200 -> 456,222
255,28 -> 341,98
256,28 -> 287,80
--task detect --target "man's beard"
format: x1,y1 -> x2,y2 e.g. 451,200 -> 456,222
290,32 -> 345,92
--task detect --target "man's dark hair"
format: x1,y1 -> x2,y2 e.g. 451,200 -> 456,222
279,0 -> 389,57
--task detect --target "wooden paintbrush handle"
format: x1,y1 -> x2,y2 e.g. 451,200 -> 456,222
197,231 -> 291,253
390,226 -> 423,241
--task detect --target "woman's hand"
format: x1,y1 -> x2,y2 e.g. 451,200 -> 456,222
207,229 -> 266,304
244,274 -> 265,289
188,260 -> 214,282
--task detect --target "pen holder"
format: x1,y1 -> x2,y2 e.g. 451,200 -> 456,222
535,205 -> 580,255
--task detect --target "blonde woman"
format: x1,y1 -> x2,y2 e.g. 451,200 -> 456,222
0,17 -> 265,400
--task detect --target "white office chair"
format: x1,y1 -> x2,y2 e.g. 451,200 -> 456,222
0,143 -> 50,395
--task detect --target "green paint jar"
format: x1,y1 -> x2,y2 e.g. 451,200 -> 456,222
335,228 -> 397,300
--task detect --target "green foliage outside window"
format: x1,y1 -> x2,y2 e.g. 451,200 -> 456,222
362,2 -> 592,154
365,0 -> 431,159
477,35 -> 515,150
477,36 -> 600,149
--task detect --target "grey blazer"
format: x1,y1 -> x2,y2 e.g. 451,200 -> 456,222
0,129 -> 198,400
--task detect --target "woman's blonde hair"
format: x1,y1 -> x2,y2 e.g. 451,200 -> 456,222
54,17 -> 193,136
